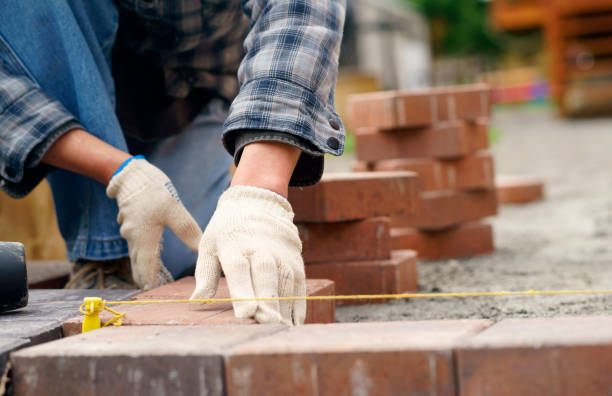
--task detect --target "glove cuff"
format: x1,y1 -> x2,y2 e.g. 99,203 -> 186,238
106,158 -> 168,202
219,185 -> 294,219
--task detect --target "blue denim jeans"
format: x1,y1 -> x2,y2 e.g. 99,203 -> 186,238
0,0 -> 231,277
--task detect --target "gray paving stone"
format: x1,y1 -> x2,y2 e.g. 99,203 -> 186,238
0,290 -> 139,351
11,324 -> 286,396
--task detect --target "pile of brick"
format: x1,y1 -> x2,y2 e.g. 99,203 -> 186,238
348,84 -> 498,260
287,171 -> 420,304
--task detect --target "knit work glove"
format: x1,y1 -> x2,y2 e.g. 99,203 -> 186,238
106,157 -> 202,290
190,185 -> 306,325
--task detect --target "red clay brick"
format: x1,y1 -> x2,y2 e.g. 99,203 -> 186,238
468,118 -> 490,152
305,250 -> 418,305
354,121 -> 472,162
12,324 -> 286,396
371,151 -> 495,191
346,84 -> 491,130
392,189 -> 498,230
456,317 -> 612,396
496,175 -> 545,204
432,85 -> 492,122
299,217 -> 391,263
288,172 -> 419,222
62,278 -> 335,336
226,320 -> 492,396
391,221 -> 494,260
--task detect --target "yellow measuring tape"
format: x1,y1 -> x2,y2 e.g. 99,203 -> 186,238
79,288 -> 612,333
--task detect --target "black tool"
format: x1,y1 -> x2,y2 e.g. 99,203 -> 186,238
0,242 -> 28,313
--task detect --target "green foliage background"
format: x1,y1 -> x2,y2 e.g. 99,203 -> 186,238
406,0 -> 505,59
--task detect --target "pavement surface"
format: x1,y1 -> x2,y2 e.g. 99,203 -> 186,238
332,106 -> 612,322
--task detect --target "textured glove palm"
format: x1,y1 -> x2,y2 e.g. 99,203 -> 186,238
106,158 -> 202,290
190,185 -> 306,325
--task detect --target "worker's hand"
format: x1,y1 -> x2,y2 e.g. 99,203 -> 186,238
106,157 -> 202,290
190,185 -> 306,325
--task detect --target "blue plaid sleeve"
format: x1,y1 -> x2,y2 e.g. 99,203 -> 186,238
223,0 -> 346,157
0,65 -> 81,198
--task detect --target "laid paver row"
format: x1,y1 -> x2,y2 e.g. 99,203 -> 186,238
61,277 -> 336,336
12,316 -> 612,395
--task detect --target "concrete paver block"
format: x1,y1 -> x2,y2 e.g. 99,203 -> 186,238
289,172 -> 419,222
392,221 -> 494,260
226,319 -> 493,396
298,217 -> 391,263
305,250 -> 418,305
11,325 -> 286,396
456,316 -> 612,396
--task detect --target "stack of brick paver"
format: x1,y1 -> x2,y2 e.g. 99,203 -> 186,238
287,171 -> 420,304
348,84 -> 498,260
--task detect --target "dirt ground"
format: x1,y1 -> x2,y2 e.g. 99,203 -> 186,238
329,106 -> 612,322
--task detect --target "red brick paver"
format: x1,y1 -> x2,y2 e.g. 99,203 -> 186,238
392,189 -> 498,230
226,320 -> 492,396
304,250 -> 418,305
299,217 -> 391,263
12,325 -> 286,396
456,317 -> 612,396
368,151 -> 495,192
391,221 -> 494,260
288,172 -> 419,222
496,175 -> 545,204
347,84 -> 491,130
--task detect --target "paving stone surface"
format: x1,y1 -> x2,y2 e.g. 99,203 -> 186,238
305,250 -> 418,305
62,278 -> 335,336
11,325 -> 286,396
456,316 -> 612,396
496,175 -> 545,204
298,217 -> 391,263
288,171 -> 420,222
392,221 -> 494,260
392,189 -> 498,230
226,319 -> 492,396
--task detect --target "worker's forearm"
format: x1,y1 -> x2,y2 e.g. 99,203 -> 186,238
41,129 -> 131,185
231,142 -> 301,197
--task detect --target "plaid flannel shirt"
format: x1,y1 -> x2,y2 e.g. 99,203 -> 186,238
0,0 -> 346,197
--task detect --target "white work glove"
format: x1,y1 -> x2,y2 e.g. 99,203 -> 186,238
106,157 -> 202,290
190,185 -> 306,325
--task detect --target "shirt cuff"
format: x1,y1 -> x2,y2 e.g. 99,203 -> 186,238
228,129 -> 324,187
1,120 -> 81,198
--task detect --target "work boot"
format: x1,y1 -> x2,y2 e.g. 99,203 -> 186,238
64,258 -> 138,289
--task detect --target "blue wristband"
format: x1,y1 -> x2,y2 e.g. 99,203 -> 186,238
111,155 -> 145,179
